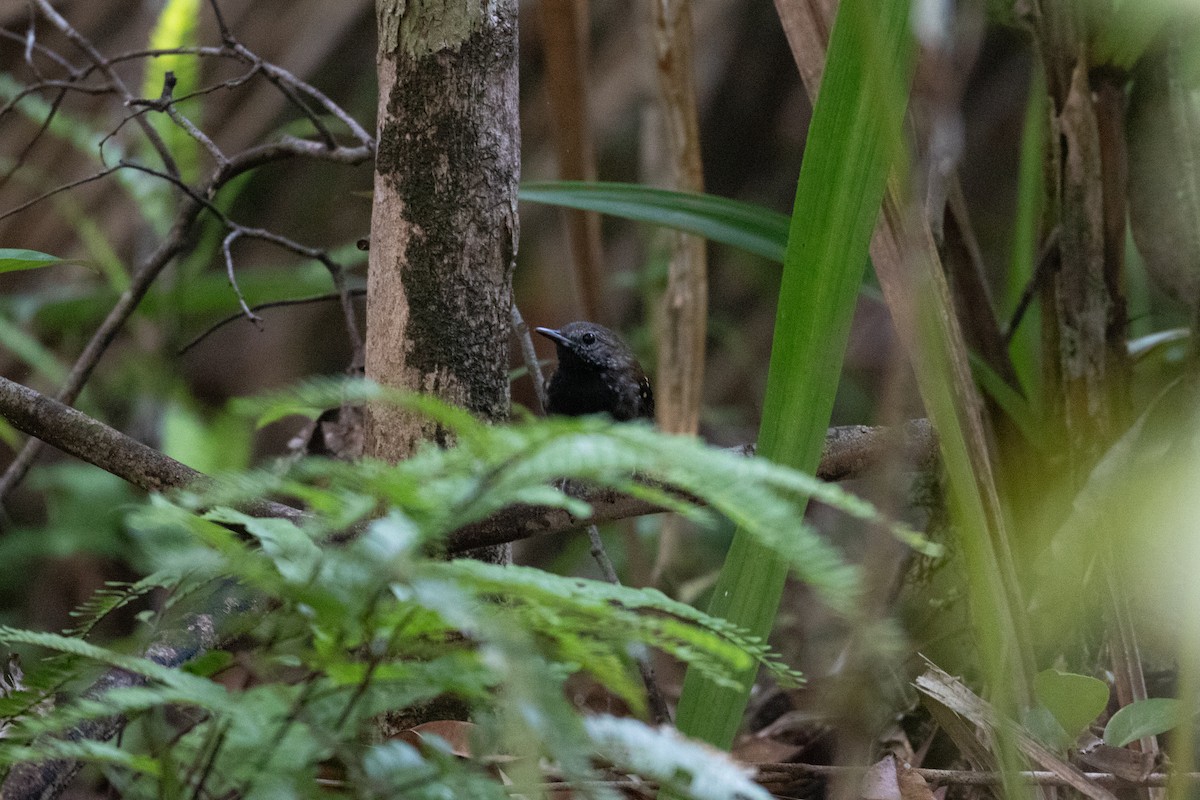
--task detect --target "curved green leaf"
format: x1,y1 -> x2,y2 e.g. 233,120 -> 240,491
520,181 -> 790,263
1104,697 -> 1183,747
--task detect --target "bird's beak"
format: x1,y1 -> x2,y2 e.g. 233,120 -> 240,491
535,327 -> 570,347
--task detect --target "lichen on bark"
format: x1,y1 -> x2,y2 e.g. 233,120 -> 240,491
366,0 -> 519,470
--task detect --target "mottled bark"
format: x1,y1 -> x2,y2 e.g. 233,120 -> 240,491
1032,6 -> 1149,784
1034,5 -> 1130,474
367,2 -> 519,458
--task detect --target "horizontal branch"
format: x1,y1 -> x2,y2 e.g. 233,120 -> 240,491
0,375 -> 935,551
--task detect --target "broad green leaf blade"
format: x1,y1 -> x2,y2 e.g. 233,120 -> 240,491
674,0 -> 915,750
1034,669 -> 1109,739
519,181 -> 790,263
0,249 -> 69,274
1104,698 -> 1182,746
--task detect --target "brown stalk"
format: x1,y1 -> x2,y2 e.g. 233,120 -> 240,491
535,0 -> 606,322
647,0 -> 709,587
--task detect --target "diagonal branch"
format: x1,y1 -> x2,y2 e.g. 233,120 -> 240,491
0,376 -> 302,523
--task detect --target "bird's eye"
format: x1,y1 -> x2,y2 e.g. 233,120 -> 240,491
580,332 -> 596,345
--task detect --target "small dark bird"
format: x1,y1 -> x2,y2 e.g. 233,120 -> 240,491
535,321 -> 655,421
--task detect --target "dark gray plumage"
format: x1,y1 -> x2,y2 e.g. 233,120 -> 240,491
535,322 -> 654,421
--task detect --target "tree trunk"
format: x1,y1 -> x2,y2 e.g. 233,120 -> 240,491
368,1 -> 519,563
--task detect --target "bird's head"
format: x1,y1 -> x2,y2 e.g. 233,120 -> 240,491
534,321 -> 635,372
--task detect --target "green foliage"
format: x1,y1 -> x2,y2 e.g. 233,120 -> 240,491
0,385 -> 908,797
1103,697 -> 1184,746
0,466 -> 135,599
1031,669 -> 1109,745
1084,0 -> 1177,70
583,715 -> 772,800
160,400 -> 252,474
520,181 -> 790,263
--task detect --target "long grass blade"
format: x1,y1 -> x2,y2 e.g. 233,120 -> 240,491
672,0 -> 915,749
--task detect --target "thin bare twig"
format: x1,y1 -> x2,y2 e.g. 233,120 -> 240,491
105,45 -> 229,65
113,157 -> 365,363
23,11 -> 43,79
32,0 -> 180,178
221,230 -> 263,326
511,303 -> 548,413
1005,226 -> 1061,344
130,71 -> 229,168
178,290 -> 366,356
0,23 -> 71,73
0,139 -> 370,510
204,0 -> 365,149
0,164 -> 122,223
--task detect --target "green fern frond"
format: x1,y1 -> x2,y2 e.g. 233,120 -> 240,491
0,629 -> 228,710
63,572 -> 178,638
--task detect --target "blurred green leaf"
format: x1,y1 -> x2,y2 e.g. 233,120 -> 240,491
1086,0 -> 1179,70
228,375 -> 389,428
161,400 -> 252,473
1021,703 -> 1073,751
0,418 -> 20,450
585,715 -> 772,800
0,314 -> 70,386
1034,669 -> 1109,740
1004,60 -> 1046,412
970,353 -> 1046,450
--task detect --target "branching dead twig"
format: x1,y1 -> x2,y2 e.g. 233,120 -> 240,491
0,1 -> 374,512
30,0 -> 180,178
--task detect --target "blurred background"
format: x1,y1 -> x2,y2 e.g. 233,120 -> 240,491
0,0 -> 1125,698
